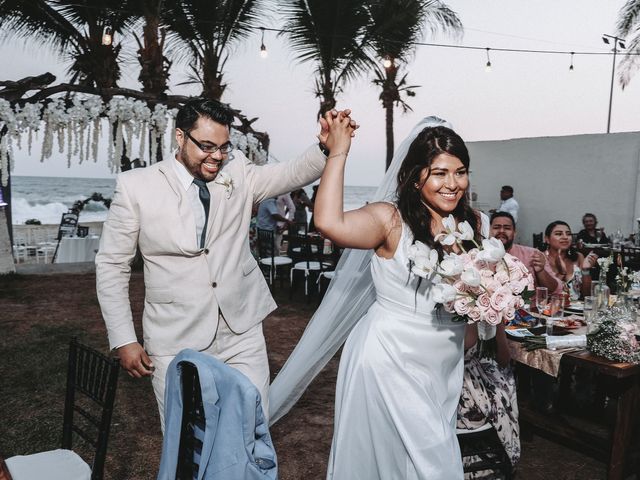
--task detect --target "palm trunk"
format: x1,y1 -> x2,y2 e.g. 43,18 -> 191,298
384,97 -> 394,170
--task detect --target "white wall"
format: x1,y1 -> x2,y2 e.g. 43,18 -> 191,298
467,132 -> 640,246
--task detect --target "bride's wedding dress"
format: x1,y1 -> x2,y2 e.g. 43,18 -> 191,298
326,220 -> 466,480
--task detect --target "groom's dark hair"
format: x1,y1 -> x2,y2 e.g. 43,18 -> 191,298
396,126 -> 480,259
176,97 -> 235,131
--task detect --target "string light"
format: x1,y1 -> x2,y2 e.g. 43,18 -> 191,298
382,56 -> 393,69
259,27 -> 267,59
485,48 -> 492,72
569,51 -> 574,71
101,25 -> 113,46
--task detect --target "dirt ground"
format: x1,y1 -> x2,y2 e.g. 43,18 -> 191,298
0,271 -> 616,479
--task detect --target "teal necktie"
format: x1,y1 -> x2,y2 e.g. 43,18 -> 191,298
192,178 -> 210,248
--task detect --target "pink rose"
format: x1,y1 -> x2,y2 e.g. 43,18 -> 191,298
494,269 -> 510,285
477,293 -> 491,309
454,296 -> 472,316
483,308 -> 501,325
503,307 -> 516,321
467,306 -> 482,323
490,286 -> 512,311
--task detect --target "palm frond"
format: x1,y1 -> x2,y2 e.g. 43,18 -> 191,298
617,0 -> 640,36
0,0 -> 85,52
618,25 -> 640,88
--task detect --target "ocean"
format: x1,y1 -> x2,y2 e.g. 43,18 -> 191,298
9,175 -> 378,225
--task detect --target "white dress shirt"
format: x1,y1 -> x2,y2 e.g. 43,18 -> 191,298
172,157 -> 207,246
498,197 -> 519,223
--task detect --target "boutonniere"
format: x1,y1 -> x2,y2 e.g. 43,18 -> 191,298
214,172 -> 234,199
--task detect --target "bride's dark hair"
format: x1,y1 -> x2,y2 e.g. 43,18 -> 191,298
396,125 -> 480,258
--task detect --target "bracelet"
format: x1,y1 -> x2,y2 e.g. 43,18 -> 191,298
327,151 -> 348,160
581,269 -> 591,276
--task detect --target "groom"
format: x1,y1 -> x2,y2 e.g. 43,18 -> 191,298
96,98 -> 353,429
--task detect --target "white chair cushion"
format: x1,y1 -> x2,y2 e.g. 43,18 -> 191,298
293,261 -> 322,271
6,449 -> 91,480
455,422 -> 493,435
260,256 -> 292,266
320,271 -> 336,280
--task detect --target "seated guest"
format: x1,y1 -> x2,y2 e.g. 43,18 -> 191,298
457,322 -> 520,478
576,213 -> 609,246
543,220 -> 598,299
490,212 -> 558,293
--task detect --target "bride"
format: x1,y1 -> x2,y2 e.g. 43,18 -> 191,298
269,115 -> 488,479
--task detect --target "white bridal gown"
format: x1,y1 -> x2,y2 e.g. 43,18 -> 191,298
327,222 -> 466,480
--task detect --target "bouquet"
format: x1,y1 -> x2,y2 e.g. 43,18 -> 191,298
408,215 -> 534,325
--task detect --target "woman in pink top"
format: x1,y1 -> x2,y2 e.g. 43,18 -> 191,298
543,220 -> 598,299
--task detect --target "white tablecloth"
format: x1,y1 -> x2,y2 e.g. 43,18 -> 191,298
55,237 -> 100,263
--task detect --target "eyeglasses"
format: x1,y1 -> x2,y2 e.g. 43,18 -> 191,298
182,129 -> 233,154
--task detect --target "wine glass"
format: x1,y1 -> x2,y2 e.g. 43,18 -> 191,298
548,294 -> 564,337
535,287 -> 548,327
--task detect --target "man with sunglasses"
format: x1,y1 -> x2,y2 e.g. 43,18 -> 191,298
96,97 -> 357,430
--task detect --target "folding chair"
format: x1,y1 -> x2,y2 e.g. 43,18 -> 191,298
176,362 -> 205,480
620,245 -> 640,271
290,235 -> 335,300
5,338 -> 120,480
457,424 -> 513,479
257,228 -> 292,288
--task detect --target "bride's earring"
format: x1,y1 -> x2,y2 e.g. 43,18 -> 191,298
414,182 -> 420,190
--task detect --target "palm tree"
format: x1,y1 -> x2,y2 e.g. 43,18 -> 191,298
279,0 -> 372,117
0,0 -> 136,90
616,0 -> 640,88
162,0 -> 265,100
123,0 -> 172,97
366,0 -> 462,169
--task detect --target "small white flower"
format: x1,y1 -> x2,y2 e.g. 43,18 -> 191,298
439,252 -> 464,277
476,237 -> 506,263
408,241 -> 439,278
432,283 -> 458,303
457,221 -> 474,241
435,214 -> 458,245
460,267 -> 482,287
215,172 -> 234,199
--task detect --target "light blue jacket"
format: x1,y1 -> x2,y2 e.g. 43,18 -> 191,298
157,350 -> 278,480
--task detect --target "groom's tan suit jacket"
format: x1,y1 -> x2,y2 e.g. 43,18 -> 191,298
96,146 -> 325,356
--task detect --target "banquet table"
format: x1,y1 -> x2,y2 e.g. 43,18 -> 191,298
54,236 -> 101,263
509,331 -> 640,479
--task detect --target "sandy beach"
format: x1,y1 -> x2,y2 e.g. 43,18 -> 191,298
0,270 -> 608,479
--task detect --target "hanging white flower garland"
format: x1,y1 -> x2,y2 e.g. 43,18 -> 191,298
0,95 -> 268,186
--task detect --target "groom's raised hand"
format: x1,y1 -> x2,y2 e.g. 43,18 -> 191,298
116,342 -> 154,378
318,109 -> 359,147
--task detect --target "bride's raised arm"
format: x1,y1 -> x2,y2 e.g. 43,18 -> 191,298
315,112 -> 393,250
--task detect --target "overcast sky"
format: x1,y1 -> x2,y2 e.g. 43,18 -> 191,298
3,0 -> 638,186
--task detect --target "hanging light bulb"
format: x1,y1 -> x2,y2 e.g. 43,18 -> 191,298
259,28 -> 268,58
382,56 -> 393,69
569,52 -> 575,71
102,25 -> 113,46
484,48 -> 492,72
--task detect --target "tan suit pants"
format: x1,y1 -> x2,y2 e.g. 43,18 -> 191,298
150,315 -> 270,433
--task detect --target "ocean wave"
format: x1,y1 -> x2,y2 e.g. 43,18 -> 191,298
11,197 -> 108,225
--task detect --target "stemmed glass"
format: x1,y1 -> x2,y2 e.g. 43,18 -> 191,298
535,287 -> 548,328
548,294 -> 564,336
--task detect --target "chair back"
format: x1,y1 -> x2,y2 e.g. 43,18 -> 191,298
62,338 -> 120,480
176,362 -> 205,480
257,228 -> 276,266
532,232 -> 543,249
620,245 -> 640,270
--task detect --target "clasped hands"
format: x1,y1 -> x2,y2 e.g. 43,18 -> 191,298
318,108 -> 359,155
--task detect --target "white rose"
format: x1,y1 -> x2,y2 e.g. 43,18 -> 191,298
432,283 -> 458,303
476,237 -> 506,263
460,267 -> 482,287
